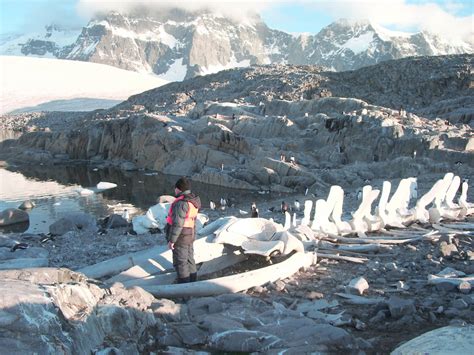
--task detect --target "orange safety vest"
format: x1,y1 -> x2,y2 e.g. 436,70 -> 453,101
166,195 -> 198,228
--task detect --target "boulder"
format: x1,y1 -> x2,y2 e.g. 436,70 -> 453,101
347,276 -> 369,295
105,214 -> 129,229
387,296 -> 416,319
49,218 -> 78,235
18,200 -> 36,210
0,208 -> 29,226
49,213 -> 98,235
392,325 -> 474,355
0,268 -> 156,354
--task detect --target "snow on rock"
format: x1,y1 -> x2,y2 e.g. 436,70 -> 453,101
96,182 -> 118,190
0,56 -> 168,114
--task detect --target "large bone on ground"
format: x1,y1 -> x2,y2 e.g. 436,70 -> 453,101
80,232 -> 222,279
316,253 -> 368,264
427,274 -> 474,286
335,292 -> 385,305
197,216 -> 238,236
241,240 -> 285,257
120,253 -> 248,288
414,179 -> 445,224
241,230 -> 305,257
434,172 -> 454,209
458,181 -> 474,213
302,200 -> 313,226
323,235 -> 425,245
444,176 -> 461,209
329,186 -> 353,235
78,245 -> 168,279
318,241 -> 392,253
284,211 -> 291,230
143,251 -> 317,298
432,224 -> 473,235
350,186 -> 377,235
290,224 -> 316,241
213,218 -> 283,246
439,222 -> 474,230
311,199 -> 338,235
376,181 -> 391,223
106,236 -> 226,284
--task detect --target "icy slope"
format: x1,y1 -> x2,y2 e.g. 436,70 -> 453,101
0,56 -> 168,114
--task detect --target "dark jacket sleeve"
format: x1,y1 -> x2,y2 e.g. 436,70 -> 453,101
166,200 -> 189,243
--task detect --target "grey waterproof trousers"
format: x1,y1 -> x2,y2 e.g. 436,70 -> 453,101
172,243 -> 197,280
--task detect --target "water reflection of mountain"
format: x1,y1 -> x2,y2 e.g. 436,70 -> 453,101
6,164 -> 284,209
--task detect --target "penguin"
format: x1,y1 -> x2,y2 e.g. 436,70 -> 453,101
220,197 -> 227,210
251,202 -> 259,218
210,200 -> 216,210
122,209 -> 129,222
293,200 -> 301,212
281,201 -> 289,214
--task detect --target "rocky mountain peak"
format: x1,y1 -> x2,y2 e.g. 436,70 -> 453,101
1,10 -> 472,78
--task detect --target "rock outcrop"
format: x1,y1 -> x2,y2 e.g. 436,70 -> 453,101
0,55 -> 473,191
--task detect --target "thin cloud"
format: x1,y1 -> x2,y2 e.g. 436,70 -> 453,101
306,0 -> 473,42
76,0 -> 271,22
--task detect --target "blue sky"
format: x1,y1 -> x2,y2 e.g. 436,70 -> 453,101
0,0 -> 472,38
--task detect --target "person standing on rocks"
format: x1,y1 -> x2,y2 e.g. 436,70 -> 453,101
165,177 -> 201,283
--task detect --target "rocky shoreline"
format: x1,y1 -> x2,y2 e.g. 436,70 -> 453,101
0,55 -> 473,353
0,192 -> 472,353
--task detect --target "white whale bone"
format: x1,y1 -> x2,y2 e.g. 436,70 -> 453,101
302,200 -> 313,226
142,251 -> 316,298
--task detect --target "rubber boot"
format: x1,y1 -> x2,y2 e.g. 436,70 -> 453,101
189,272 -> 198,282
177,276 -> 190,284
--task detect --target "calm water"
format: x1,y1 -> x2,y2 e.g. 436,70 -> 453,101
0,164 -> 283,234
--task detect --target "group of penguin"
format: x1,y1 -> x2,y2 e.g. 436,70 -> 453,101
209,198 -> 302,218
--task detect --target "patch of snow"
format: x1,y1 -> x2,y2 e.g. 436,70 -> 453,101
200,56 -> 250,76
0,29 -> 81,57
0,56 -> 168,114
371,23 -> 414,42
158,25 -> 178,48
157,58 -> 187,82
195,23 -> 210,36
341,32 -> 374,55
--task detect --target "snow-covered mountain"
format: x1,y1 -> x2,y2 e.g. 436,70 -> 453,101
290,19 -> 473,71
1,11 -> 472,79
0,56 -> 168,114
0,25 -> 82,58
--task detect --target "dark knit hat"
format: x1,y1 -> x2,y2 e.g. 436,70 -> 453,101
175,177 -> 191,191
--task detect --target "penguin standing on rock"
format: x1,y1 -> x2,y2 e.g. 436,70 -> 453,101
210,200 -> 216,210
220,197 -> 227,210
293,200 -> 301,212
251,202 -> 259,218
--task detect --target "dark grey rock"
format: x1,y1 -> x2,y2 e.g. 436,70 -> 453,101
208,329 -> 284,352
18,200 -> 36,210
0,208 -> 29,226
152,299 -> 184,322
187,297 -> 224,321
198,314 -> 245,334
106,214 -> 129,229
174,324 -> 207,346
49,218 -> 78,235
452,298 -> 469,310
387,296 -> 416,319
